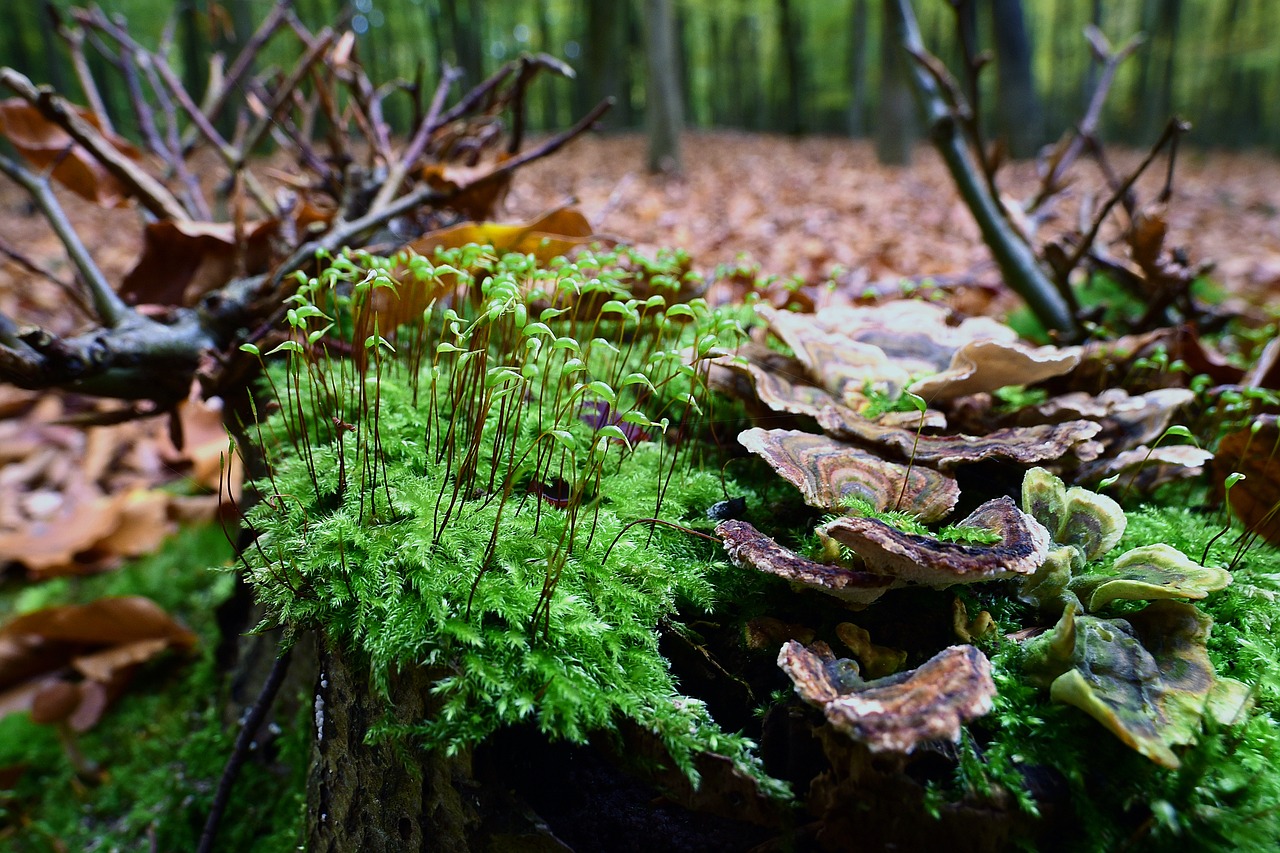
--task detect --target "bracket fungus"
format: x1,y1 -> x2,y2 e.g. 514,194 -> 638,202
818,497 -> 1050,586
1070,544 -> 1233,610
1021,467 -> 1126,568
816,407 -> 1103,470
908,338 -> 1081,403
1024,600 -> 1248,770
737,428 -> 959,523
778,641 -> 996,754
715,519 -> 894,605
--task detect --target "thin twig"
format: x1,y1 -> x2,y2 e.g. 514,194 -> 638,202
1029,28 -> 1144,213
893,0 -> 1078,338
0,67 -> 190,222
368,64 -> 462,213
52,9 -> 114,135
1063,118 -> 1187,278
0,151 -> 129,327
183,0 -> 294,154
0,235 -> 94,319
196,646 -> 294,853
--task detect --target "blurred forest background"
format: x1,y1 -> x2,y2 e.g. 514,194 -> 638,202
2,0 -> 1277,155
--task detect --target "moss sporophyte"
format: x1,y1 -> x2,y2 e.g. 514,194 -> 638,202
234,244 -> 782,789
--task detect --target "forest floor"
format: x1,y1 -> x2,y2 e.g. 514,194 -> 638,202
4,131 -> 1280,333
2,131 -> 1280,850
512,131 -> 1280,313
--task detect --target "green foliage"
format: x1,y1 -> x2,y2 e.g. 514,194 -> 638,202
239,245 -> 784,792
0,525 -> 308,851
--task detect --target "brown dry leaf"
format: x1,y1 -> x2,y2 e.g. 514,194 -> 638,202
1215,415 -> 1280,545
778,641 -> 996,754
119,219 -> 278,306
421,159 -> 513,221
0,387 -> 231,576
0,596 -> 196,732
0,99 -> 143,207
408,205 -> 606,265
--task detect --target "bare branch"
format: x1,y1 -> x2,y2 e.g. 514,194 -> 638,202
369,65 -> 463,213
0,236 -> 94,319
51,8 -> 114,136
1029,29 -> 1144,213
1063,118 -> 1188,279
893,0 -> 1078,338
0,68 -> 190,222
184,0 -> 295,154
0,151 -> 128,327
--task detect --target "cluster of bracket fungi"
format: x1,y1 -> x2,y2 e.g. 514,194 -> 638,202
708,300 -> 1235,767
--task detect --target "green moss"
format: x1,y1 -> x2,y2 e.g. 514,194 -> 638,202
239,246 -> 786,795
0,525 -> 308,851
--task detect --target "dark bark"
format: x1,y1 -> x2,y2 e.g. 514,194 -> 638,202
581,0 -> 626,130
990,0 -> 1043,158
776,0 -> 804,134
640,0 -> 683,174
875,0 -> 916,165
307,638 -> 479,852
847,0 -> 868,136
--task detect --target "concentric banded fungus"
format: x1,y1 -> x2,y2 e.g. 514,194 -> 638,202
710,350 -> 839,418
1071,544 -> 1233,610
757,306 -> 911,403
818,497 -> 1050,586
817,406 -> 1103,470
778,641 -> 996,754
738,428 -> 960,523
908,338 -> 1081,403
803,301 -> 1016,375
715,519 -> 894,605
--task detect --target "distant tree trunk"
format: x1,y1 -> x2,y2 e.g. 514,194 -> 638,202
776,0 -> 804,134
440,0 -> 484,86
640,0 -> 683,174
732,13 -> 762,130
538,0 -> 560,131
875,0 -> 915,165
582,0 -> 627,130
1143,0 -> 1182,137
847,0 -> 868,136
990,0 -> 1042,158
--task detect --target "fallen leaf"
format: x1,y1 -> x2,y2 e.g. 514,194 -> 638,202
1215,415 -> 1280,545
0,99 -> 143,207
0,596 -> 196,732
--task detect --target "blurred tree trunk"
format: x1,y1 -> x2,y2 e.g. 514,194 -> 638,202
990,0 -> 1042,158
1143,0 -> 1182,137
440,0 -> 484,86
875,0 -> 915,165
847,0 -> 868,136
640,0 -> 683,174
776,0 -> 804,133
538,0 -> 560,131
582,0 -> 627,130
